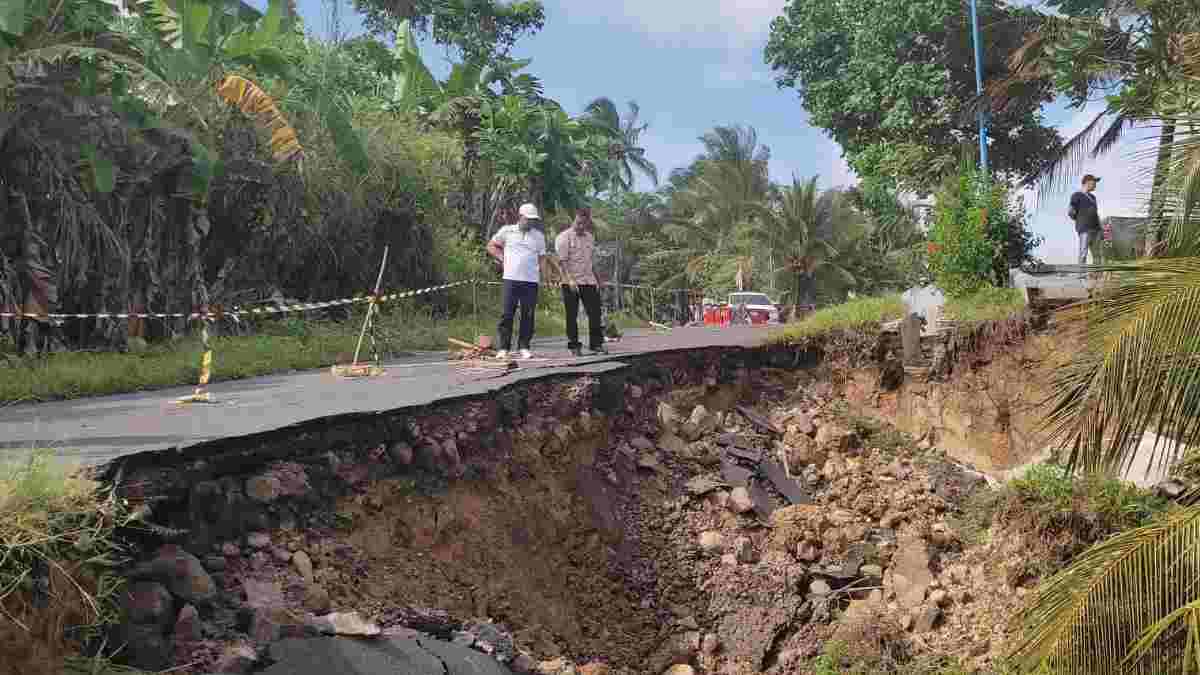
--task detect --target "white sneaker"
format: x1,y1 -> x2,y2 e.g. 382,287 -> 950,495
495,350 -> 509,360
520,349 -> 534,360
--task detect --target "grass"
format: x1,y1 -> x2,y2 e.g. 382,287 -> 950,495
768,294 -> 907,343
0,288 -> 649,404
941,287 -> 1027,324
0,450 -> 135,675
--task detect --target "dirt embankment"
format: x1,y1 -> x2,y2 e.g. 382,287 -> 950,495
89,321 -> 1084,675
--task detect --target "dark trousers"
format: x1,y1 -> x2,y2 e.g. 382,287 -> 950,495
497,280 -> 538,351
561,284 -> 603,351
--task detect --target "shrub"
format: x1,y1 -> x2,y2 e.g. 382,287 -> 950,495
927,166 -> 1042,298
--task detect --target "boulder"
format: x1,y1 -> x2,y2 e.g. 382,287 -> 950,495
130,545 -> 216,606
727,487 -> 755,514
123,581 -> 174,627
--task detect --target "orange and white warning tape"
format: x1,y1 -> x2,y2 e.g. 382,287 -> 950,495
0,281 -> 474,322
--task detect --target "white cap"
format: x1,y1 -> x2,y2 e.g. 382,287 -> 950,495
518,203 -> 540,220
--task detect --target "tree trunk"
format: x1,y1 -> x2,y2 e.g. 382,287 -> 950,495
1146,122 -> 1176,257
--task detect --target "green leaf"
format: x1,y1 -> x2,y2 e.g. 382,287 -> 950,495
0,0 -> 25,37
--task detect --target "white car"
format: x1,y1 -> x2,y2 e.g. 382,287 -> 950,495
727,292 -> 780,324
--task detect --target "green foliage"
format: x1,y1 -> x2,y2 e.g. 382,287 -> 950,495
0,449 -> 136,646
927,167 -> 1041,298
764,0 -> 1062,195
353,0 -> 545,64
768,294 -> 907,343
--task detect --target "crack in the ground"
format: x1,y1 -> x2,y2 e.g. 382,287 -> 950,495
414,635 -> 451,675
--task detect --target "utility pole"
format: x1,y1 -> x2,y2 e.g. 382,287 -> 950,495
970,0 -> 989,174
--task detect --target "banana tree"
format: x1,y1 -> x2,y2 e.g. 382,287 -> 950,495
386,18 -> 544,237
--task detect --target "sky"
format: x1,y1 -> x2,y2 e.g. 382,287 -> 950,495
277,0 -> 1158,264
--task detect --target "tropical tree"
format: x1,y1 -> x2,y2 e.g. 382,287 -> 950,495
982,0 -> 1200,253
649,125 -> 771,290
582,97 -> 659,193
748,175 -> 856,306
388,18 -> 546,237
764,0 -> 1062,195
351,0 -> 545,64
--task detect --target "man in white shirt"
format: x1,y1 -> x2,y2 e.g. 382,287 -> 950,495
486,203 -> 549,360
555,207 -> 607,356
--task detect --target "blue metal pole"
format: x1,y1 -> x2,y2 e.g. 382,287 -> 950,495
970,0 -> 989,174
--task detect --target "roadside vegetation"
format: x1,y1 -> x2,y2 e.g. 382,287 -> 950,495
941,287 -> 1027,324
0,450 -> 138,675
768,294 -> 907,342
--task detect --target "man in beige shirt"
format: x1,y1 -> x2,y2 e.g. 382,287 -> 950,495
554,208 -> 607,356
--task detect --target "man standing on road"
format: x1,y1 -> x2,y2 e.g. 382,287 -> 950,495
555,207 -> 608,357
1069,174 -> 1102,266
487,203 -> 551,360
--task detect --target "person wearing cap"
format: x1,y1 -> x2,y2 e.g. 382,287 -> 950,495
555,207 -> 607,357
1069,174 -> 1102,266
487,203 -> 551,360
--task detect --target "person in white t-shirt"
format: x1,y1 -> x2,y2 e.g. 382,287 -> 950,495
486,203 -> 552,360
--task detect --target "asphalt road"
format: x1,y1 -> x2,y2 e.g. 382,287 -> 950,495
0,325 -> 770,465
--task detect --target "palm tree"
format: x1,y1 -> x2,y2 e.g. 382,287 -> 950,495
749,176 -> 856,307
649,125 -> 771,289
582,97 -> 659,193
1009,106 -> 1200,672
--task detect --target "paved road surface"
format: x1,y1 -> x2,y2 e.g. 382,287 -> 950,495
0,325 -> 770,465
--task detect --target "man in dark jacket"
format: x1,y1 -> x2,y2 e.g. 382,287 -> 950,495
1069,174 -> 1101,266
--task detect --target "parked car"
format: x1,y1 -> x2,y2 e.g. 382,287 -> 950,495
726,292 -> 780,324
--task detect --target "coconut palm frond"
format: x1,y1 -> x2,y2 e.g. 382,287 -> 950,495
1042,258 -> 1200,478
1025,107 -> 1119,195
1011,505 -> 1200,675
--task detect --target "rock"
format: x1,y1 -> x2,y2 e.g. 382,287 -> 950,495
116,622 -> 171,671
701,633 -> 720,655
174,604 -> 201,642
658,433 -> 689,456
312,611 -> 380,637
204,555 -> 227,571
728,487 -> 755,514
665,667 -> 696,675
732,536 -> 758,564
245,475 -> 281,503
389,442 -> 414,465
538,658 -> 572,674
638,453 -> 660,471
272,547 -> 292,563
123,581 -> 174,626
684,476 -> 728,496
630,385 -> 644,398
809,579 -> 831,596
246,532 -> 271,549
698,531 -> 724,554
689,405 -> 717,433
860,564 -> 883,579
913,605 -> 942,633
578,663 -> 611,675
929,589 -> 949,608
888,534 -> 933,610
658,402 -> 682,433
511,653 -> 538,674
646,632 -> 701,674
630,436 -> 655,451
212,642 -> 258,674
292,551 -> 314,583
222,542 -> 242,557
796,541 -> 821,562
131,545 -> 216,607
304,585 -> 332,614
